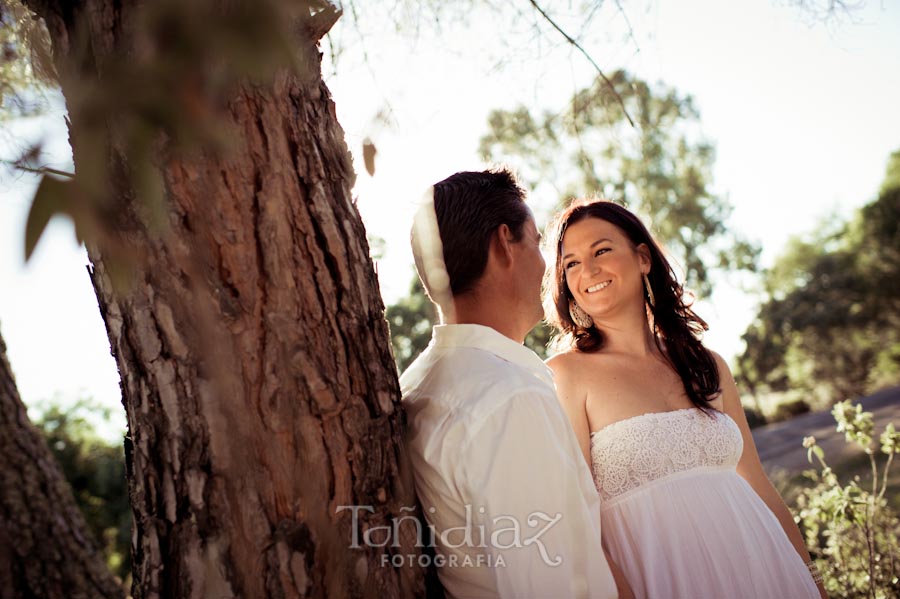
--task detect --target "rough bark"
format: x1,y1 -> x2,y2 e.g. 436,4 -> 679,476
24,1 -> 428,598
0,327 -> 125,599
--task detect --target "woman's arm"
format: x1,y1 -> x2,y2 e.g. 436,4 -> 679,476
547,354 -> 592,466
604,547 -> 635,599
713,352 -> 827,599
548,354 -> 635,598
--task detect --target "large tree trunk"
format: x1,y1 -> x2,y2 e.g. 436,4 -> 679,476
0,327 -> 124,599
25,2 -> 427,597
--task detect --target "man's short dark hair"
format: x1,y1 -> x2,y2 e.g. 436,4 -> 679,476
413,168 -> 530,299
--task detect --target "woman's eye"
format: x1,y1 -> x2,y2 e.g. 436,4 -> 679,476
595,248 -> 610,256
564,261 -> 578,270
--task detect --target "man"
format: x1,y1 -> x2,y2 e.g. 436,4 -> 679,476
400,169 -> 623,598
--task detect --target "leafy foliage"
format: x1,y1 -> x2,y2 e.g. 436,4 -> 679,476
478,69 -> 758,297
742,405 -> 768,429
738,150 -> 900,406
771,398 -> 812,423
795,400 -> 900,599
0,0 -> 55,120
31,399 -> 131,583
385,276 -> 438,373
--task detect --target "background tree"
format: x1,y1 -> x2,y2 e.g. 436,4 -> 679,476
11,0 -> 426,596
479,69 -> 759,298
0,1 -> 54,120
32,398 -> 132,583
737,149 -> 900,407
0,327 -> 123,599
385,276 -> 437,373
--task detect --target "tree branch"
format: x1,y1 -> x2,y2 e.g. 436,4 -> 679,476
526,0 -> 635,128
2,159 -> 75,178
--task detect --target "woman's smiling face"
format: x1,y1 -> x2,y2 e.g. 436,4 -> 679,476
560,216 -> 650,318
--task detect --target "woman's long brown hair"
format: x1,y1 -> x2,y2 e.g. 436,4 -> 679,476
544,198 -> 720,411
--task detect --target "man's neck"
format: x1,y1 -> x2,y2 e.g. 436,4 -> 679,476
445,293 -> 529,344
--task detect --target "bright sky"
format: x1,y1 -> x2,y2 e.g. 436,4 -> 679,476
1,0 -> 898,438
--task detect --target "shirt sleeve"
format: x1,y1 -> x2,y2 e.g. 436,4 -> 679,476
457,388 -> 618,599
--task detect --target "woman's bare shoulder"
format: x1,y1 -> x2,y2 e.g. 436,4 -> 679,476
546,349 -> 614,377
703,347 -> 735,382
546,348 -> 582,370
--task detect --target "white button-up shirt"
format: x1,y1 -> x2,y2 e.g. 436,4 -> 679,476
401,324 -> 617,599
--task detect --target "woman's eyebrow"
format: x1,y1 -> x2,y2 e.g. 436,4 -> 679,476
562,238 -> 612,260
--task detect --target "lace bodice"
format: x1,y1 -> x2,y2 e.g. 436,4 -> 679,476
590,408 -> 743,503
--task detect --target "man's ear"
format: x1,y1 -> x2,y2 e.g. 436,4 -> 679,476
490,224 -> 516,267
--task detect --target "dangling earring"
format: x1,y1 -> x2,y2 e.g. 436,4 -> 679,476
569,300 -> 594,329
643,273 -> 656,308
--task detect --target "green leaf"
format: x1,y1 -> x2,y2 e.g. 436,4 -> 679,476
24,175 -> 70,261
880,422 -> 899,455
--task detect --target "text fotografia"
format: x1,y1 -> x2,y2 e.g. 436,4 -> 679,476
336,504 -> 563,567
385,552 -> 506,569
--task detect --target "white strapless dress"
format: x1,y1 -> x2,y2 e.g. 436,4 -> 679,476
591,408 -> 819,599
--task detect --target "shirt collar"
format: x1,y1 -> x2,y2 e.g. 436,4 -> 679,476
431,324 -> 555,388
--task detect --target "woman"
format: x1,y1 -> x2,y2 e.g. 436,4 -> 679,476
544,198 -> 825,599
